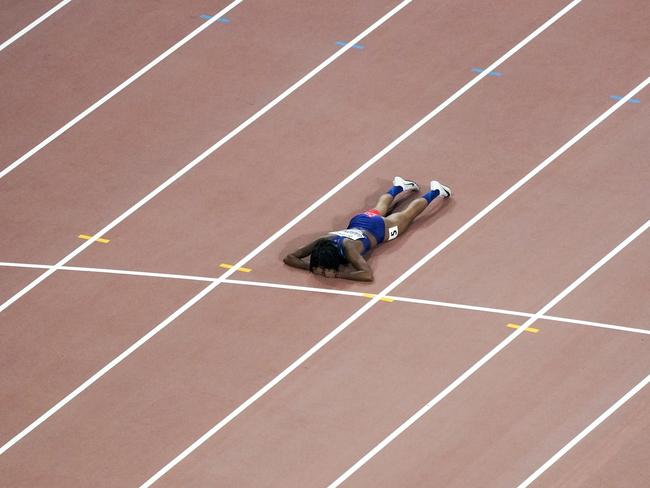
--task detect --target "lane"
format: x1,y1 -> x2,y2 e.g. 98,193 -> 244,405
0,0 -> 398,265
0,271 -> 205,444
0,267 -> 42,303
549,230 -> 650,331
0,0 -> 67,51
69,0 -> 573,278
526,380 -> 650,487
0,0 -> 234,167
0,287 -> 368,486
337,319 -> 650,487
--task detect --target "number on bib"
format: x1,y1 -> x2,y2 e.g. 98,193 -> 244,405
388,226 -> 399,241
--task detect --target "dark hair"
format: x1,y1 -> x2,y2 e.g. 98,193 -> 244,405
309,239 -> 347,272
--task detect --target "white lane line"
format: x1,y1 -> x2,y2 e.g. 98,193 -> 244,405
0,0 -> 415,315
0,0 -> 71,53
540,314 -> 650,336
329,220 -> 650,487
0,0 -> 243,178
1,261 -> 647,336
517,372 -> 650,487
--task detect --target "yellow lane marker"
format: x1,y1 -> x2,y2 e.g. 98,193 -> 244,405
507,323 -> 540,334
219,263 -> 252,273
78,234 -> 110,244
362,293 -> 394,303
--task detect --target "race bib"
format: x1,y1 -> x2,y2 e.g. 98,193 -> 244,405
329,229 -> 366,240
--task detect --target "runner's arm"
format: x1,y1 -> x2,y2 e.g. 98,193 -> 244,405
283,238 -> 324,270
336,243 -> 373,282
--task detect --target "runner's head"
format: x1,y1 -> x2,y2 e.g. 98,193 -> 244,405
309,239 -> 346,273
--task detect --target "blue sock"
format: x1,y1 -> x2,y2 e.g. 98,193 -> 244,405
421,189 -> 440,204
387,185 -> 403,197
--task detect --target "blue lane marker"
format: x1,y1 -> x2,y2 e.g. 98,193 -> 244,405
471,67 -> 502,77
335,40 -> 365,49
610,95 -> 641,104
200,14 -> 231,23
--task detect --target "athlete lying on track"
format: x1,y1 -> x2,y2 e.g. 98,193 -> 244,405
284,177 -> 451,282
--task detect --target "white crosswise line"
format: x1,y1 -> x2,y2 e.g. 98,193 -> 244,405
223,284 -> 650,335
541,314 -> 650,335
0,0 -> 243,179
223,278 -> 373,299
329,220 -> 650,487
0,262 -> 647,335
0,262 -> 51,271
0,261 -> 212,282
392,295 -> 535,318
0,0 -> 72,53
0,0 -> 415,315
517,372 -> 650,487
65,265 -> 215,283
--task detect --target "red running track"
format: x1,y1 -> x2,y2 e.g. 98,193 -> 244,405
0,0 -> 648,486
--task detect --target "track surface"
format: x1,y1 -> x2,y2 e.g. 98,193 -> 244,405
1,0 -> 648,486
0,1 -> 63,43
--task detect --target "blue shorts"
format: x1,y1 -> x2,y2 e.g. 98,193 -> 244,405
347,209 -> 385,244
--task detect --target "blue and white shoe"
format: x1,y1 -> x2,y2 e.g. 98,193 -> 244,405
430,180 -> 451,198
393,176 -> 419,192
